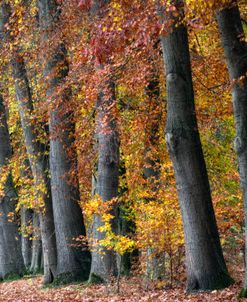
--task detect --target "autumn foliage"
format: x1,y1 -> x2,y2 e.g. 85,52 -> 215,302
0,0 -> 246,300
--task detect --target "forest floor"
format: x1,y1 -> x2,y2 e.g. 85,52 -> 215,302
0,253 -> 244,302
0,274 -> 244,302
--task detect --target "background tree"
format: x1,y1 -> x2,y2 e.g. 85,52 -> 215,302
216,1 -> 247,297
0,95 -> 24,279
38,0 -> 91,283
159,0 -> 233,291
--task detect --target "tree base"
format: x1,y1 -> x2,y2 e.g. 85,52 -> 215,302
88,273 -> 105,284
53,272 -> 88,286
0,272 -> 23,282
186,272 -> 234,293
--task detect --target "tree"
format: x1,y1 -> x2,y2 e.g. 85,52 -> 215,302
89,80 -> 120,283
143,67 -> 165,280
11,50 -> 57,283
158,0 -> 233,291
88,0 -> 120,283
216,1 -> 247,297
0,1 -> 57,283
29,212 -> 42,274
20,206 -> 32,269
38,0 -> 91,282
0,95 -> 24,280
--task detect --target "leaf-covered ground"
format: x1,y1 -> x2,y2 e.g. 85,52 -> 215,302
0,275 -> 244,302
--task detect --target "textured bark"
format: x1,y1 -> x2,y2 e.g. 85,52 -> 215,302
89,81 -> 119,283
216,3 -> 247,296
159,0 -> 233,291
30,213 -> 42,274
38,0 -> 91,282
21,207 -> 32,269
88,0 -> 119,283
0,96 -> 24,280
0,0 -> 57,283
11,51 -> 57,284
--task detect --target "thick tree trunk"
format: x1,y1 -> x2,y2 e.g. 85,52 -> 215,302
89,81 -> 119,283
11,43 -> 57,285
38,0 -> 91,282
88,0 -> 119,283
0,1 -> 57,284
30,213 -> 42,274
21,207 -> 32,269
159,0 -> 233,291
0,95 -> 24,280
216,3 -> 247,297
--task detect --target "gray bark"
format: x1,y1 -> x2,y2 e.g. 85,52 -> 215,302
21,207 -> 32,269
11,50 -> 57,284
88,0 -> 119,283
159,0 -> 233,291
19,159 -> 33,270
38,0 -> 91,282
89,81 -> 119,283
0,0 -> 57,283
30,212 -> 42,274
216,3 -> 247,296
0,95 -> 24,280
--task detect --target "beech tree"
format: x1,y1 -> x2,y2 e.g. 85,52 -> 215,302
88,0 -> 120,283
143,69 -> 164,280
158,0 -> 233,291
0,1 -> 57,283
20,207 -> 32,269
0,95 -> 24,279
29,213 -> 42,274
216,1 -> 247,297
12,51 -> 57,283
38,0 -> 91,282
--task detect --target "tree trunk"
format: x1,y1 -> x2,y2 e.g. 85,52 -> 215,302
30,213 -> 42,274
143,70 -> 165,281
19,159 -> 33,270
88,0 -> 119,283
21,207 -> 32,270
12,51 -> 57,284
89,81 -> 119,283
216,2 -> 247,297
0,1 -> 57,284
38,0 -> 91,283
11,41 -> 56,284
158,0 -> 233,291
0,95 -> 24,280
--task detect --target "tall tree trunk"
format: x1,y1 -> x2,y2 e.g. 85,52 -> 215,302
30,212 -> 42,274
0,1 -> 57,284
143,71 -> 165,281
21,207 -> 32,270
216,2 -> 247,297
38,0 -> 91,283
20,159 -> 33,270
0,95 -> 24,280
89,81 -> 119,283
158,0 -> 233,291
87,0 -> 119,283
12,51 -> 57,284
